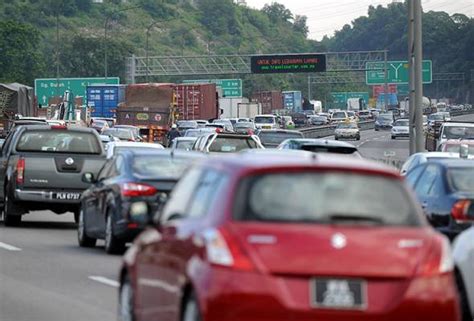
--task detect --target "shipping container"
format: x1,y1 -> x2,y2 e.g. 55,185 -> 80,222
282,91 -> 303,112
174,84 -> 219,121
86,85 -> 125,118
251,91 -> 283,114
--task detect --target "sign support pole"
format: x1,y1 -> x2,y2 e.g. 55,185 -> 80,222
308,76 -> 312,101
383,50 -> 388,112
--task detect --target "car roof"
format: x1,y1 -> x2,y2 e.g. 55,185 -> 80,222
175,137 -> 197,141
283,138 -> 357,148
430,159 -> 474,168
443,140 -> 474,145
202,151 -> 399,177
119,148 -> 204,159
442,122 -> 474,127
108,142 -> 164,148
19,125 -> 97,133
258,129 -> 302,134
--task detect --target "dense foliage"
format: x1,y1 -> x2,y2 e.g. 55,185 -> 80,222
0,0 -> 472,102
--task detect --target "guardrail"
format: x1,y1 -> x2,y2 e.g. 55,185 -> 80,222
299,120 -> 375,139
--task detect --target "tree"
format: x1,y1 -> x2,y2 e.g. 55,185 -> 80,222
0,21 -> 44,85
293,15 -> 308,36
262,2 -> 293,23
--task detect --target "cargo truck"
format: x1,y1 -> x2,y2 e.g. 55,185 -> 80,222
116,83 -> 218,144
251,91 -> 283,114
0,83 -> 36,137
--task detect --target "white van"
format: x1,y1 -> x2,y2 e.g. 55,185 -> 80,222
254,114 -> 279,130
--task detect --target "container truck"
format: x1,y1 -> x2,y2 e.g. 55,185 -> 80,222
251,91 -> 283,114
174,84 -> 219,121
86,85 -> 125,118
282,91 -> 303,112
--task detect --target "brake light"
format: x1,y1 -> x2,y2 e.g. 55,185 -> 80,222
451,199 -> 473,223
51,125 -> 67,130
202,227 -> 254,271
215,127 -> 223,133
247,129 -> 254,135
417,235 -> 453,276
120,183 -> 157,197
16,158 -> 25,185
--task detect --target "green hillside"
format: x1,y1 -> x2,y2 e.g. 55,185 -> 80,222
0,0 -> 472,101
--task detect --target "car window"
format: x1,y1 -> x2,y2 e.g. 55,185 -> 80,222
115,155 -> 125,174
16,130 -> 101,154
234,171 -> 420,227
97,160 -> 114,181
448,168 -> 474,192
429,174 -> 445,196
160,167 -> 203,222
208,136 -> 258,153
186,170 -> 228,218
405,164 -> 425,187
414,165 -> 439,197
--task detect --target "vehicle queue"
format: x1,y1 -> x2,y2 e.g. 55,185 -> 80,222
1,111 -> 473,321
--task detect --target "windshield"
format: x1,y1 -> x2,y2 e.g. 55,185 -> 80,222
255,117 -> 275,124
444,144 -> 474,154
337,123 -> 357,129
332,112 -> 346,119
209,137 -> 258,152
258,132 -> 303,145
103,129 -> 134,140
300,145 -> 358,155
185,129 -> 215,137
234,122 -> 255,129
16,130 -> 101,154
429,114 -> 445,121
442,126 -> 474,139
377,115 -> 393,123
394,120 -> 409,127
449,168 -> 474,192
178,121 -> 197,128
93,120 -> 107,127
175,140 -> 195,150
133,155 -> 193,179
234,172 -> 420,226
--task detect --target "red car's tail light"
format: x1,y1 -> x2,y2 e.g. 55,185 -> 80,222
120,183 -> 157,197
417,235 -> 453,277
203,227 -> 254,271
451,199 -> 473,223
16,158 -> 25,185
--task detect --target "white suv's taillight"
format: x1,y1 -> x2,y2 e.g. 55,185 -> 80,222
202,227 -> 254,271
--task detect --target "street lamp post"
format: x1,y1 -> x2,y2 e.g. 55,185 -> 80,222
145,17 -> 178,82
103,5 -> 142,79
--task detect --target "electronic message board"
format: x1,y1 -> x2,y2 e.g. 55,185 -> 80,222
251,54 -> 326,74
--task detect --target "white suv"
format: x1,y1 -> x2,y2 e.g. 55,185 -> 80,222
254,115 -> 279,130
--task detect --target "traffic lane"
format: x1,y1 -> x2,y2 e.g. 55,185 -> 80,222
0,211 -> 121,321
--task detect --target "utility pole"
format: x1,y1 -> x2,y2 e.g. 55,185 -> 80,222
408,0 -> 424,154
408,0 -> 415,155
414,0 -> 424,152
307,76 -> 311,102
383,50 -> 389,112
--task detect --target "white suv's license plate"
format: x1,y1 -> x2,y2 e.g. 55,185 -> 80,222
53,192 -> 81,200
311,278 -> 367,310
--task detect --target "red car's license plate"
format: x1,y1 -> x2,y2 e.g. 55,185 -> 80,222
311,278 -> 367,310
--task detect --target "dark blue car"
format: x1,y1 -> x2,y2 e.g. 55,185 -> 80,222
405,159 -> 474,240
78,149 -> 204,254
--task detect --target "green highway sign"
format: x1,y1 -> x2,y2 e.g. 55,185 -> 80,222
35,77 -> 120,106
366,60 -> 432,85
183,79 -> 242,98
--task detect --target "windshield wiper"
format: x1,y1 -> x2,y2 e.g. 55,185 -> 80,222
326,214 -> 385,225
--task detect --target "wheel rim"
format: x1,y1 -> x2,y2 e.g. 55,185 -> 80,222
119,280 -> 133,321
78,210 -> 85,242
183,299 -> 198,321
105,216 -> 112,249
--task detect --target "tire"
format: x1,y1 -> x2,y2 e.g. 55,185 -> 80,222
375,128 -> 379,131
335,137 -> 339,141
356,136 -> 361,141
77,208 -> 97,248
182,292 -> 201,321
391,136 -> 395,140
73,209 -> 80,224
456,272 -> 473,321
119,274 -> 135,321
105,212 -> 125,255
3,192 -> 22,227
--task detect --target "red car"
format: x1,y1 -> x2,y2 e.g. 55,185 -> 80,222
119,152 -> 460,321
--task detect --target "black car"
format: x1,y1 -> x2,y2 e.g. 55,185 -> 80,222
256,129 -> 304,148
78,149 -> 204,254
405,159 -> 474,240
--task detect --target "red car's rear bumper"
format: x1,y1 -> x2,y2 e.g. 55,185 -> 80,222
195,267 -> 460,321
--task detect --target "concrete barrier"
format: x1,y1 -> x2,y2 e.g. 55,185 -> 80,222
299,121 -> 375,138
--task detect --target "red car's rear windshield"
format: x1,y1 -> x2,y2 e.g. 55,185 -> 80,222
234,171 -> 421,227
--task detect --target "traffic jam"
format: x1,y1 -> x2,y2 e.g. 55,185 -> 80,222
0,78 -> 473,321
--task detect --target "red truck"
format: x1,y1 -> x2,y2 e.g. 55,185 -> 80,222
251,91 -> 283,114
116,83 -> 218,144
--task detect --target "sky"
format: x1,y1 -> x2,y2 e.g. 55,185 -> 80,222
244,0 -> 474,40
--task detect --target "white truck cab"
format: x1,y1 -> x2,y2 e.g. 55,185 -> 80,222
254,114 -> 279,130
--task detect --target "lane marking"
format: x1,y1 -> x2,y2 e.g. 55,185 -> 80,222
0,241 -> 22,251
89,276 -> 119,288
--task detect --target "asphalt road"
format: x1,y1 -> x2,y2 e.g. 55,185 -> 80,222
2,113 -> 474,321
0,211 -> 121,321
